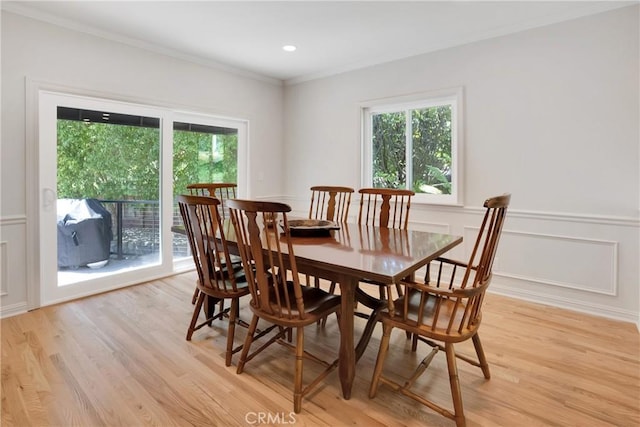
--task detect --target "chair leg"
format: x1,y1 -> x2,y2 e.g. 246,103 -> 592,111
293,327 -> 304,413
369,322 -> 392,398
218,300 -> 225,321
472,333 -> 491,379
319,281 -> 338,328
225,298 -> 238,367
314,277 -> 323,326
394,282 -> 404,298
237,314 -> 259,374
186,292 -> 206,341
203,296 -> 218,326
445,343 -> 466,427
355,298 -> 385,361
191,287 -> 199,304
328,281 -> 336,294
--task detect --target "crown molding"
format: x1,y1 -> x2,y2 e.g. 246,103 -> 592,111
1,3 -> 283,87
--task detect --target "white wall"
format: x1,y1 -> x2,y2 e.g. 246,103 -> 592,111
282,6 -> 640,324
0,12 -> 285,316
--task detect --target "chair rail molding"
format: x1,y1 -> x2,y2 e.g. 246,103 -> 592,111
281,194 -> 640,227
0,215 -> 28,226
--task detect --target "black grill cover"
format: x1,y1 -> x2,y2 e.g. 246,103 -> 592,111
57,199 -> 113,268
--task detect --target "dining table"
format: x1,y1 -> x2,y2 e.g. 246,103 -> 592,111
173,219 -> 462,400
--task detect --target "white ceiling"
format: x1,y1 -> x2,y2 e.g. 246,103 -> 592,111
3,1 -> 636,84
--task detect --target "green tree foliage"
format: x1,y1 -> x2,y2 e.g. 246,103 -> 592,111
172,130 -> 238,196
57,120 -> 238,201
57,120 -> 160,200
411,106 -> 452,194
372,105 -> 452,194
372,112 -> 406,188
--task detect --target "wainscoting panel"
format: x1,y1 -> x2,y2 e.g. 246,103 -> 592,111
465,227 -> 618,296
406,204 -> 637,324
0,217 -> 29,318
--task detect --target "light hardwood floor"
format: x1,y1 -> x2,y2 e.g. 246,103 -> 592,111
2,272 -> 639,426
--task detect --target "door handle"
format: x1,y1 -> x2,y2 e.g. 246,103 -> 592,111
43,188 -> 57,211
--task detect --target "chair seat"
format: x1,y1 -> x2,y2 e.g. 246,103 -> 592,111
225,263 -> 252,283
382,291 -> 478,342
252,282 -> 341,326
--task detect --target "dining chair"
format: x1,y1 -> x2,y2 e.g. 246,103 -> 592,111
307,186 -> 354,319
358,187 -> 414,230
354,187 -> 415,349
187,182 -> 237,218
178,194 -> 251,366
227,199 -> 341,414
187,182 -> 240,304
309,185 -> 354,223
369,194 -> 511,427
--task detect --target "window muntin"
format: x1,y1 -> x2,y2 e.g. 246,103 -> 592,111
363,89 -> 462,205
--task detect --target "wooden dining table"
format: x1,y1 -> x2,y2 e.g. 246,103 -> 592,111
173,220 -> 462,399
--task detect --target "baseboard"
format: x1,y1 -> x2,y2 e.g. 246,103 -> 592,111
489,284 -> 639,326
0,301 -> 29,319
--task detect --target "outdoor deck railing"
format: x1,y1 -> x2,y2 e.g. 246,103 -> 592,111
98,199 -> 187,259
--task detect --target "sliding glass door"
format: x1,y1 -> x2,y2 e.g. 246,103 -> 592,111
38,92 -> 247,305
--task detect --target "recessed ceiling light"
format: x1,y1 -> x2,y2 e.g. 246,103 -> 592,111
282,45 -> 297,52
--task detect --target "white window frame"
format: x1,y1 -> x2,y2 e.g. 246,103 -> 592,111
361,87 -> 464,206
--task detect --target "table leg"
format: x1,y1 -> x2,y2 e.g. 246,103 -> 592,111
204,295 -> 220,326
338,275 -> 356,399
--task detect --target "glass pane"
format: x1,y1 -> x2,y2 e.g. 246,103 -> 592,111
173,122 -> 238,187
56,107 -> 161,285
172,122 -> 238,259
411,105 -> 452,195
371,111 -> 406,188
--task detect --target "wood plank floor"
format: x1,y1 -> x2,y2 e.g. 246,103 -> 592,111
2,272 -> 639,426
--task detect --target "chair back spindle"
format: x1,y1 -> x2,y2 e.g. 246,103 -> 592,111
358,188 -> 415,230
187,183 -> 237,218
309,186 -> 354,223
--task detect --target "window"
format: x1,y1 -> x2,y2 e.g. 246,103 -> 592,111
362,88 -> 463,205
